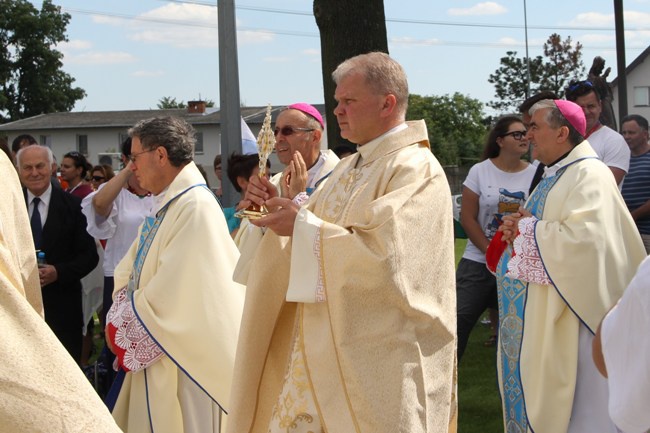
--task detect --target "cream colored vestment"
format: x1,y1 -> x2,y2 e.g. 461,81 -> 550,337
228,121 -> 457,433
111,162 -> 244,433
0,151 -> 122,433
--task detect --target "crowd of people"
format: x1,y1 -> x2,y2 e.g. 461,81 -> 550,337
1,51 -> 649,433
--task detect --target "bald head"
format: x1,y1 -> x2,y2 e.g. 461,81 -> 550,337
17,146 -> 54,196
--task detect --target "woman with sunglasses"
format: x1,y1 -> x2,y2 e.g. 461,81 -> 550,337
81,138 -> 154,391
456,115 -> 537,361
61,151 -> 94,199
90,164 -> 115,191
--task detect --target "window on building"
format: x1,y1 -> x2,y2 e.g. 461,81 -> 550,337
39,135 -> 52,147
119,132 -> 129,147
633,87 -> 650,107
77,134 -> 88,156
195,131 -> 204,154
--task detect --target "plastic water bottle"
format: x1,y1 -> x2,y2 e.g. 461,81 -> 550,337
37,251 -> 46,268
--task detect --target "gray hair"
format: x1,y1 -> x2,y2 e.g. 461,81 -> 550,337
332,52 -> 409,118
16,145 -> 54,167
128,116 -> 195,167
529,99 -> 584,146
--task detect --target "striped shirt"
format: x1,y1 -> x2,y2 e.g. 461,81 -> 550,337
622,151 -> 650,235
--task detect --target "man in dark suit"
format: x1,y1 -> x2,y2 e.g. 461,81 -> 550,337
17,145 -> 98,362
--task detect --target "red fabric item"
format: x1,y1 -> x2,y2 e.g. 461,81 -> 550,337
486,231 -> 508,273
106,322 -> 129,372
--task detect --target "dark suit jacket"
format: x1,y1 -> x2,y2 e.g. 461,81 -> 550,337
25,187 -> 98,332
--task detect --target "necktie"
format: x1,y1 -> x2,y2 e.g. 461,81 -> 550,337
31,197 -> 43,249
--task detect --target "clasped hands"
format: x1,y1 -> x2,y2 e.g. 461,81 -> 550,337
240,151 -> 307,236
498,206 -> 532,244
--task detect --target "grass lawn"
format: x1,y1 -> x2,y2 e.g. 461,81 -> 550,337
455,238 -> 504,433
88,239 -> 505,431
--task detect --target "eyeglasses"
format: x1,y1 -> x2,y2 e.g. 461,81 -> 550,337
274,126 -> 314,137
502,131 -> 527,140
568,80 -> 593,92
92,176 -> 105,181
128,148 -> 156,163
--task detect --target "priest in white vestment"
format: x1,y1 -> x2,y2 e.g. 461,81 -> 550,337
105,117 -> 244,433
594,256 -> 650,433
233,103 -> 339,256
491,99 -> 646,433
0,150 -> 122,433
227,52 -> 457,433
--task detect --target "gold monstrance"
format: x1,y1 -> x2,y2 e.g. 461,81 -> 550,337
234,104 -> 276,219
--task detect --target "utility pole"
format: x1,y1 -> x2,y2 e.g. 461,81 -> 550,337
614,0 -> 627,121
218,0 -> 241,207
523,0 -> 531,99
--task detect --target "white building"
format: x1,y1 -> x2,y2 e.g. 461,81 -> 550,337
611,45 -> 650,125
0,102 -> 327,187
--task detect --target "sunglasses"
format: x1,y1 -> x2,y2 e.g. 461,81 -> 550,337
502,131 -> 527,140
274,126 -> 314,137
92,176 -> 105,181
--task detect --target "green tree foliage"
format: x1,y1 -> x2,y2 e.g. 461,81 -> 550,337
157,97 -> 187,109
407,93 -> 487,167
157,97 -> 215,109
0,0 -> 85,122
488,33 -> 585,113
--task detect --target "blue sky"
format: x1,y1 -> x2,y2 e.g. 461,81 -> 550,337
36,0 -> 650,113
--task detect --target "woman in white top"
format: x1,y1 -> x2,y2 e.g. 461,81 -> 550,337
456,115 -> 537,361
82,138 -> 154,330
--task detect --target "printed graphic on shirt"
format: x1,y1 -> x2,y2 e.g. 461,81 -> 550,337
485,188 -> 527,239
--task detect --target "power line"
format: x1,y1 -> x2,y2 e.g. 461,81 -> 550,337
144,0 -> 650,32
58,5 -> 648,51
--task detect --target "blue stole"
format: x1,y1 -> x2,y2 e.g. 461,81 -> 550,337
495,169 -> 564,431
106,183 -> 208,419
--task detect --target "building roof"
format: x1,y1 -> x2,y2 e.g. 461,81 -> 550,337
611,45 -> 650,87
0,104 -> 327,132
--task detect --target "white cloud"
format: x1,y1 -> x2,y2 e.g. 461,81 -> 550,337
59,39 -> 92,50
128,4 -> 219,48
87,4 -> 271,48
498,37 -> 519,45
238,30 -> 274,45
132,70 -> 165,78
567,10 -> 650,27
302,48 -> 320,56
579,34 -> 615,44
390,36 -> 441,46
448,2 -> 507,16
63,51 -> 137,65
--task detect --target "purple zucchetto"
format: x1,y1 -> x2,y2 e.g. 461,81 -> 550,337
287,103 -> 324,129
554,99 -> 586,137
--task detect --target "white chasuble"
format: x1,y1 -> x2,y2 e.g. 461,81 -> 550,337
495,141 -> 646,433
227,121 -> 457,433
111,162 -> 244,433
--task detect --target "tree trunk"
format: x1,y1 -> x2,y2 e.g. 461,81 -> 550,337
313,0 -> 388,149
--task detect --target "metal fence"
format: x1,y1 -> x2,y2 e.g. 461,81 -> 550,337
443,165 -> 470,195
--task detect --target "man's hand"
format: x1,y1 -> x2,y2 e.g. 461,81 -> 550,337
239,174 -> 280,212
281,151 -> 308,199
499,207 -> 532,243
250,197 -> 300,236
38,264 -> 58,286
